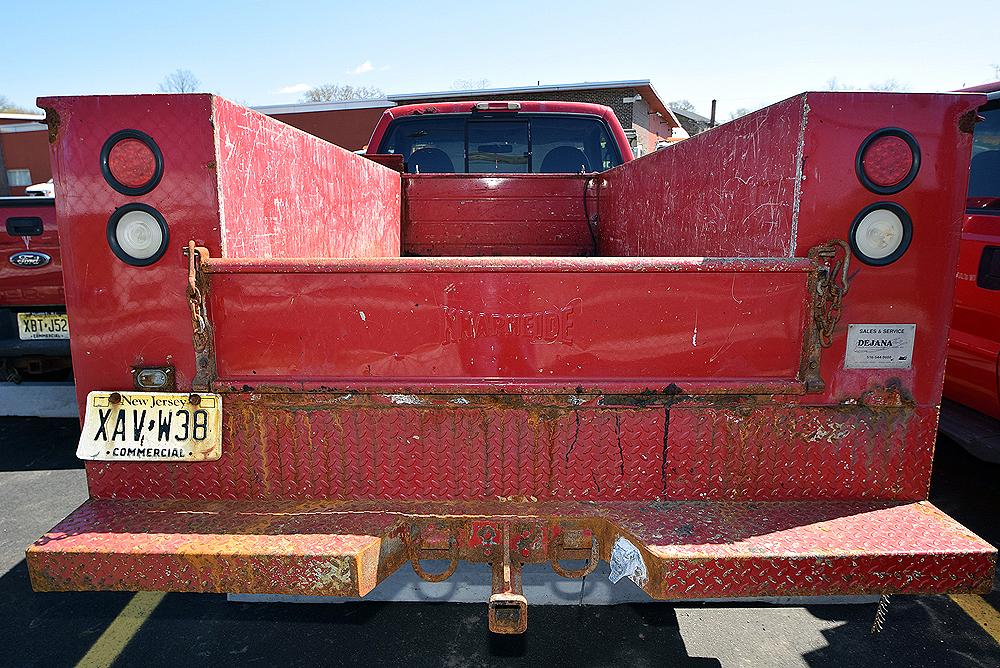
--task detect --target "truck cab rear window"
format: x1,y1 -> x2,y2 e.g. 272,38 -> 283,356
968,102 -> 1000,211
377,114 -> 623,174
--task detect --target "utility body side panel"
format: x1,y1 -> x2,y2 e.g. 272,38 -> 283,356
598,96 -> 804,258
797,93 -> 977,407
40,95 -> 222,403
214,98 -> 401,260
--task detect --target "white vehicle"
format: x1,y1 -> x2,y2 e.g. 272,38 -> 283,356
24,180 -> 54,197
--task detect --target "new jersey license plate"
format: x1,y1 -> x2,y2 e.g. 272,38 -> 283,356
77,391 -> 222,461
17,312 -> 69,340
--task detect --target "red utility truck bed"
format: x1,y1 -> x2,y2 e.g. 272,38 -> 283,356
27,92 -> 995,634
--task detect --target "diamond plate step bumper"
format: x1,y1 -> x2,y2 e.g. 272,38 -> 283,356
27,499 -> 995,599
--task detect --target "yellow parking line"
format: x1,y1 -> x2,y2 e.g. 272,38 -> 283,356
950,594 -> 1000,645
76,591 -> 166,668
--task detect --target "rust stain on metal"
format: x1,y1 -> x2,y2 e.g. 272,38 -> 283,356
25,498 -> 995,608
186,243 -> 216,391
958,109 -> 980,134
43,107 -> 60,144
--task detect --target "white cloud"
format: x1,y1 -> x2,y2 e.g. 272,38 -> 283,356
351,60 -> 374,75
273,83 -> 312,95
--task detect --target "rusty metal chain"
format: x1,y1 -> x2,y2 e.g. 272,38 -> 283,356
809,240 -> 851,348
186,241 -> 207,334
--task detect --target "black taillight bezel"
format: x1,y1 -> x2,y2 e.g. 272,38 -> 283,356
100,129 -> 164,196
855,127 -> 921,195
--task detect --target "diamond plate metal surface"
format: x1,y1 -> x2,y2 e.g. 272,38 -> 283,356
84,394 -> 938,503
27,498 -> 995,598
663,404 -> 938,500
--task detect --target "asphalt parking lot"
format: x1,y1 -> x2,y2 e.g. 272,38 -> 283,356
1,416 -> 998,668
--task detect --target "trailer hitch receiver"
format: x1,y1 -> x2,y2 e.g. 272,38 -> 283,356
489,524 -> 527,634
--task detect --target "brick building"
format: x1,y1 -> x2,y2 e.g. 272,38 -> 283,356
0,113 -> 47,196
258,79 -> 687,155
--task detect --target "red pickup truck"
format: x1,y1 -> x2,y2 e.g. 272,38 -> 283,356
0,197 -> 71,382
367,100 -> 633,175
26,92 -> 994,635
940,83 -> 1000,461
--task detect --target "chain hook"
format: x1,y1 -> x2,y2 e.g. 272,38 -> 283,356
808,240 -> 851,348
186,241 -> 207,334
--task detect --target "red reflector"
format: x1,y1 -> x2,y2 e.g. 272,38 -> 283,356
107,138 -> 158,189
860,135 -> 913,188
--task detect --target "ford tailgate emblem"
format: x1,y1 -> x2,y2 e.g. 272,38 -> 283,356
9,251 -> 51,268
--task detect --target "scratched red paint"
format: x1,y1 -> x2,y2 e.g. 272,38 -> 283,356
598,96 -> 804,258
206,258 -> 811,384
213,97 -> 401,260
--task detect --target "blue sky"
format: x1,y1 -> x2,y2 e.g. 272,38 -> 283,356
4,1 -> 997,118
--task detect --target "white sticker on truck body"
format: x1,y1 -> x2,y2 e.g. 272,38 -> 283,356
844,324 -> 916,369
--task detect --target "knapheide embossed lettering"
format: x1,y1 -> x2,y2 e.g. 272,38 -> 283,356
442,298 -> 581,345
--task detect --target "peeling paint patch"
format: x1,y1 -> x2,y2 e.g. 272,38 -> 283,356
386,394 -> 423,405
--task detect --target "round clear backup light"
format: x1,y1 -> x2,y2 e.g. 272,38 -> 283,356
106,203 -> 169,266
849,202 -> 912,266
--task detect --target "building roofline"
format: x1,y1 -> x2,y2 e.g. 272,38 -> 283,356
0,112 -> 44,121
0,122 -> 47,134
387,79 -> 655,101
254,80 -> 680,127
253,99 -> 394,115
671,107 -> 711,123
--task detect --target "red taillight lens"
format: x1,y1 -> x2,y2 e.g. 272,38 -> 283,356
100,130 -> 163,196
861,135 -> 912,187
856,128 -> 920,195
108,138 -> 157,188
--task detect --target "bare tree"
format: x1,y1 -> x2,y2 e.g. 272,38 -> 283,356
827,77 -> 907,92
728,107 -> 752,121
158,69 -> 201,93
669,99 -> 697,113
301,84 -> 384,102
451,79 -> 491,91
0,95 -> 32,114
826,77 -> 851,91
868,79 -> 905,92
